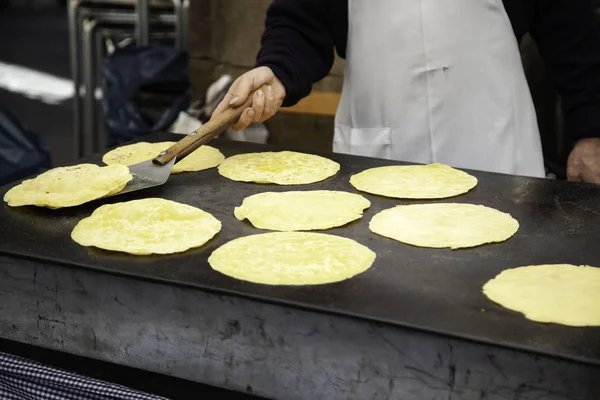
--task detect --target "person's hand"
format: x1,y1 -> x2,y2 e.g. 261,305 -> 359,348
212,66 -> 286,131
567,138 -> 600,183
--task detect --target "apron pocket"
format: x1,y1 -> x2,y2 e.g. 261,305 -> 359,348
334,126 -> 392,159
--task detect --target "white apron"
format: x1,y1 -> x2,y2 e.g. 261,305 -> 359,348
334,0 -> 546,178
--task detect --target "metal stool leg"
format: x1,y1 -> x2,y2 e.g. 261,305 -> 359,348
180,0 -> 189,50
81,18 -> 99,157
68,0 -> 82,161
171,0 -> 182,49
94,28 -> 108,153
136,0 -> 150,46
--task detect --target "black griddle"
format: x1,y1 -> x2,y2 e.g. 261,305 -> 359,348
1,132 -> 599,367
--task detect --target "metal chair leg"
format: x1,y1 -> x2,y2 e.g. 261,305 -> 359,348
72,0 -> 181,156
171,0 -> 182,50
68,0 -> 82,161
180,0 -> 189,50
81,18 -> 99,157
94,29 -> 108,153
136,0 -> 150,45
94,26 -> 178,152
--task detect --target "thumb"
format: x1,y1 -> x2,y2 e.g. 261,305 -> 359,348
566,156 -> 583,182
567,167 -> 582,182
227,67 -> 274,107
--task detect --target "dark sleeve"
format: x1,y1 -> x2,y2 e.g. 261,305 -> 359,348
255,0 -> 336,107
530,0 -> 600,141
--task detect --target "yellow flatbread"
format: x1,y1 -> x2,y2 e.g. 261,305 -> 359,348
208,232 -> 376,285
483,264 -> 600,327
350,163 -> 477,199
71,198 -> 221,255
102,141 -> 225,174
234,190 -> 371,231
3,164 -> 132,209
218,151 -> 340,185
369,203 -> 518,249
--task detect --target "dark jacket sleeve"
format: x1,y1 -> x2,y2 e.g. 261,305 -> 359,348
530,0 -> 600,141
255,0 -> 336,107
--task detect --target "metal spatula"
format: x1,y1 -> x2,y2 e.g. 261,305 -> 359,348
105,86 -> 264,198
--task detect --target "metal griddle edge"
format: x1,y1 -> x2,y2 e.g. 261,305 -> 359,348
1,132 -> 599,368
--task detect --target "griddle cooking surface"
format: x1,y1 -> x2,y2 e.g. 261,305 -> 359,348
1,133 -> 600,366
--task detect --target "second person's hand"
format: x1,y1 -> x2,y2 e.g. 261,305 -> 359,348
567,138 -> 600,184
212,66 -> 286,131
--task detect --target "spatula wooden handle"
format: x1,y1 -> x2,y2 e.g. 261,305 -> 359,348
153,85 -> 267,165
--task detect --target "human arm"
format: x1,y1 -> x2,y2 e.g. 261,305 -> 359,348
529,0 -> 600,182
212,0 -> 337,130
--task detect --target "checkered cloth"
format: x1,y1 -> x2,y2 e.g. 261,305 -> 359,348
0,352 -> 168,400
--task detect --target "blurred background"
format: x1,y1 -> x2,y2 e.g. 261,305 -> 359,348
0,0 -> 341,187
0,0 -> 595,182
0,0 -> 72,177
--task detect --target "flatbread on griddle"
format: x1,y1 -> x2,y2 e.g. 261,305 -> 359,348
208,232 -> 376,285
102,141 -> 224,174
350,163 -> 477,199
234,190 -> 371,231
71,198 -> 221,255
369,203 -> 518,249
218,151 -> 340,185
3,164 -> 132,209
483,264 -> 600,327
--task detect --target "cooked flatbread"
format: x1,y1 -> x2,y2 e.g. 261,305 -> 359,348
369,203 -> 518,249
102,141 -> 224,174
71,198 -> 221,255
483,264 -> 600,327
218,151 -> 340,185
3,164 -> 132,208
208,232 -> 376,285
234,190 -> 371,231
350,163 -> 477,199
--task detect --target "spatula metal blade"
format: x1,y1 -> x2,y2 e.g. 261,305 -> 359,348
107,158 -> 176,197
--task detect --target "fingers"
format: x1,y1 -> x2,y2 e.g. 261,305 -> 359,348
566,156 -> 582,182
566,166 -> 582,182
214,88 -> 268,131
255,84 -> 285,122
232,108 -> 255,131
266,78 -> 287,119
585,172 -> 600,184
212,95 -> 233,119
211,76 -> 261,121
213,75 -> 252,117
229,90 -> 265,131
579,162 -> 600,184
251,89 -> 266,121
260,85 -> 276,121
211,66 -> 281,129
212,66 -> 276,121
566,138 -> 600,184
226,66 -> 274,108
